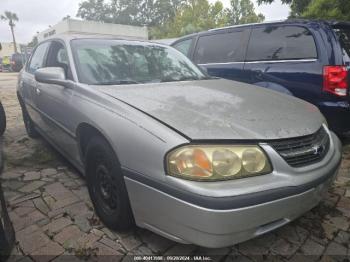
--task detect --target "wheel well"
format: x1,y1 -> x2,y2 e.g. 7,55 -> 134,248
77,123 -> 106,160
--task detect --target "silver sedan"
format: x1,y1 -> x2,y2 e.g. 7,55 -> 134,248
17,35 -> 342,248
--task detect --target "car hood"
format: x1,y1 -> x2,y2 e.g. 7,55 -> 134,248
95,79 -> 325,140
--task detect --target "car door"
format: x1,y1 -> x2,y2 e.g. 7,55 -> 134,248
34,40 -> 79,162
191,28 -> 249,82
20,41 -> 51,126
243,24 -> 322,100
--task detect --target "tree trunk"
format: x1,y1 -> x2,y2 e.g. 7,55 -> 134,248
10,25 -> 17,53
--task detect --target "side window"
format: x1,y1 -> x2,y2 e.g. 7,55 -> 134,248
246,26 -> 317,61
27,42 -> 50,74
194,30 -> 244,64
46,41 -> 72,79
173,39 -> 192,56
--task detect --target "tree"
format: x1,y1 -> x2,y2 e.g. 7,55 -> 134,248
228,0 -> 264,25
77,0 -> 185,27
77,0 -> 264,39
77,0 -> 112,22
27,36 -> 38,48
1,11 -> 19,53
302,0 -> 350,21
153,0 -> 229,38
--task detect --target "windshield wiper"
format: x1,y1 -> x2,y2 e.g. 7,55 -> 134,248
94,79 -> 141,85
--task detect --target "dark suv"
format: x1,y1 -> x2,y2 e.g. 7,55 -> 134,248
172,20 -> 350,135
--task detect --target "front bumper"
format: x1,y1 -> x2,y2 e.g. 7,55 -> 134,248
124,131 -> 342,248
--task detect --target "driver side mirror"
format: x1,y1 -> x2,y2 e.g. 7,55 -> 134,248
35,67 -> 74,89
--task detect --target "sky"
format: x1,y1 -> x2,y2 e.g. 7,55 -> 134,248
0,0 -> 289,44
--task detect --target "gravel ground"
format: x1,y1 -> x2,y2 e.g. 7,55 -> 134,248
0,72 -> 349,262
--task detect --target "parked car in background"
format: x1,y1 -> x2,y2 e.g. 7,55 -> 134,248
0,128 -> 15,260
172,19 -> 350,136
10,53 -> 24,72
17,35 -> 341,248
1,56 -> 11,72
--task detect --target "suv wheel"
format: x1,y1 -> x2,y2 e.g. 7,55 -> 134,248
85,136 -> 134,231
0,103 -> 6,136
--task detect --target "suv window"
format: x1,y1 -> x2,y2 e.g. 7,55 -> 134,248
28,42 -> 50,74
194,30 -> 244,64
246,25 -> 317,61
173,39 -> 192,56
333,27 -> 350,60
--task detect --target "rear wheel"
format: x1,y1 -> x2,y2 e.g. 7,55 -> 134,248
22,109 -> 40,139
0,103 -> 5,136
85,136 -> 134,231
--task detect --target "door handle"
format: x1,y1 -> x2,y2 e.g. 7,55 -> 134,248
36,88 -> 41,96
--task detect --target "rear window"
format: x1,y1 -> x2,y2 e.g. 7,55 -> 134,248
246,25 -> 317,61
173,38 -> 192,56
194,30 -> 244,64
333,27 -> 350,59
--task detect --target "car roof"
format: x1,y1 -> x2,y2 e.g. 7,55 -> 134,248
40,34 -> 171,48
172,19 -> 350,44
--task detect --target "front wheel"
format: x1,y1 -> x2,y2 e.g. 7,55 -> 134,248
85,136 -> 134,231
18,96 -> 40,139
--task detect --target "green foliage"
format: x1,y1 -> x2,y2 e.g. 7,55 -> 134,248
77,0 -> 264,39
1,11 -> 19,53
77,0 -> 184,27
227,0 -> 264,25
0,11 -> 19,27
302,0 -> 350,21
289,0 -> 312,17
153,0 -> 229,38
27,36 -> 38,48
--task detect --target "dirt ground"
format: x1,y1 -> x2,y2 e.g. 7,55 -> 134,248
0,72 -> 350,261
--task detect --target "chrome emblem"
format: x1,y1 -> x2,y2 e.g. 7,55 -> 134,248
312,144 -> 325,155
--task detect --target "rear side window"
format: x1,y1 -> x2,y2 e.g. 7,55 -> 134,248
194,30 -> 244,64
173,39 -> 192,56
333,27 -> 350,60
28,42 -> 50,74
246,26 -> 317,61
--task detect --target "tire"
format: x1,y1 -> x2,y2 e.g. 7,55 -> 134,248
18,97 -> 40,139
0,103 -> 6,137
85,136 -> 134,231
0,185 -> 15,261
0,143 -> 15,260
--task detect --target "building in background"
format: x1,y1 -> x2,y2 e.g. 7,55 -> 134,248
37,19 -> 148,42
0,42 -> 21,58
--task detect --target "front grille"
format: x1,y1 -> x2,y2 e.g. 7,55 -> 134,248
269,127 -> 330,167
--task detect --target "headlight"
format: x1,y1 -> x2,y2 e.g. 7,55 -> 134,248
166,145 -> 272,181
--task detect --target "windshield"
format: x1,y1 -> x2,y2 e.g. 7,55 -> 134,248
71,39 -> 207,85
333,27 -> 350,60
